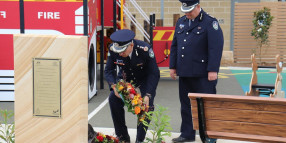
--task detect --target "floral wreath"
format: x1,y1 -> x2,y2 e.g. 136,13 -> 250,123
95,132 -> 119,143
114,79 -> 148,123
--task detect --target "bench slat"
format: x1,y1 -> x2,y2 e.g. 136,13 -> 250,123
191,99 -> 286,112
207,131 -> 286,143
189,94 -> 286,105
189,93 -> 286,102
192,119 -> 286,138
191,108 -> 286,125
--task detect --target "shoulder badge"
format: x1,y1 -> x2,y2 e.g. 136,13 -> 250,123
212,21 -> 219,30
179,24 -> 185,29
149,48 -> 154,58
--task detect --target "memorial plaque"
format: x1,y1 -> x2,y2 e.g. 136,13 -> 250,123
33,58 -> 61,117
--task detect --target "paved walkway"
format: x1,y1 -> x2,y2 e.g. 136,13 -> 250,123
93,127 -> 254,143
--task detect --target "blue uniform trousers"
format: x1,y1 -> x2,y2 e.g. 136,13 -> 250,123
109,84 -> 156,141
179,77 -> 217,139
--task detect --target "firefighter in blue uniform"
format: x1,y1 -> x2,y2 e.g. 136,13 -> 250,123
169,0 -> 224,142
104,29 -> 160,143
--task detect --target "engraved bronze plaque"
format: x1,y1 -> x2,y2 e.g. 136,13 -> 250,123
33,58 -> 61,118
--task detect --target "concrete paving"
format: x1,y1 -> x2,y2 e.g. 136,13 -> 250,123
88,67 -> 249,142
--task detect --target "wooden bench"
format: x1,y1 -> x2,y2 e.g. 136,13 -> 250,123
189,93 -> 286,143
246,54 -> 284,98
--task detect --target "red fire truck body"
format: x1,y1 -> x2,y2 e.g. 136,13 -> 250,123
153,27 -> 175,67
0,0 -> 115,101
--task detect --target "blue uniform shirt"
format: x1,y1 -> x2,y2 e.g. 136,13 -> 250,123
170,9 -> 224,77
105,39 -> 160,95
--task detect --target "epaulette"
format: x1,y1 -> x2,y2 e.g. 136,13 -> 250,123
176,15 -> 186,21
136,45 -> 149,52
205,12 -> 215,19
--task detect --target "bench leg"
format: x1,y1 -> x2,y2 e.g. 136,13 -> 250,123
196,97 -> 217,143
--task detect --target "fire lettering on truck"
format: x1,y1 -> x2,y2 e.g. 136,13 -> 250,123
38,12 -> 60,19
0,11 -> 6,18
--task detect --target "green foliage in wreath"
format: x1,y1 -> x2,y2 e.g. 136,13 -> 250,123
251,7 -> 274,51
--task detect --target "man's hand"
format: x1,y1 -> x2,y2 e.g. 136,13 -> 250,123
170,69 -> 177,80
208,72 -> 218,81
112,84 -> 121,98
144,96 -> 150,112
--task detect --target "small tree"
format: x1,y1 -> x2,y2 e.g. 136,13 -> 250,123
251,7 -> 273,64
142,105 -> 172,143
0,109 -> 15,143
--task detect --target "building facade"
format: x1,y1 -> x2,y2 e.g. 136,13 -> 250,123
125,0 -> 280,64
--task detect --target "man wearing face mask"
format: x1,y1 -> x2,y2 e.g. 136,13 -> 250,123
104,29 -> 160,143
169,0 -> 224,142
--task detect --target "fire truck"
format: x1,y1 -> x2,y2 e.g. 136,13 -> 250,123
153,27 -> 175,67
0,0 -> 117,101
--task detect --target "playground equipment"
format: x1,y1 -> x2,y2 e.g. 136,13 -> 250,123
246,54 -> 285,98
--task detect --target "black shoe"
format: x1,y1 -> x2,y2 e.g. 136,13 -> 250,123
117,135 -> 130,143
172,136 -> 195,142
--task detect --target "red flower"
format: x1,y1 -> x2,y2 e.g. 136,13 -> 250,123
129,88 -> 136,94
97,136 -> 104,142
106,135 -> 111,140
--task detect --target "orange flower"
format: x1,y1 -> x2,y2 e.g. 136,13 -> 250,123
127,84 -> 132,89
137,99 -> 142,105
134,106 -> 141,114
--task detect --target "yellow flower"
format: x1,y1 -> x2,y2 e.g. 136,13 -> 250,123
134,95 -> 139,100
118,85 -> 124,91
99,132 -> 105,137
132,99 -> 138,105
